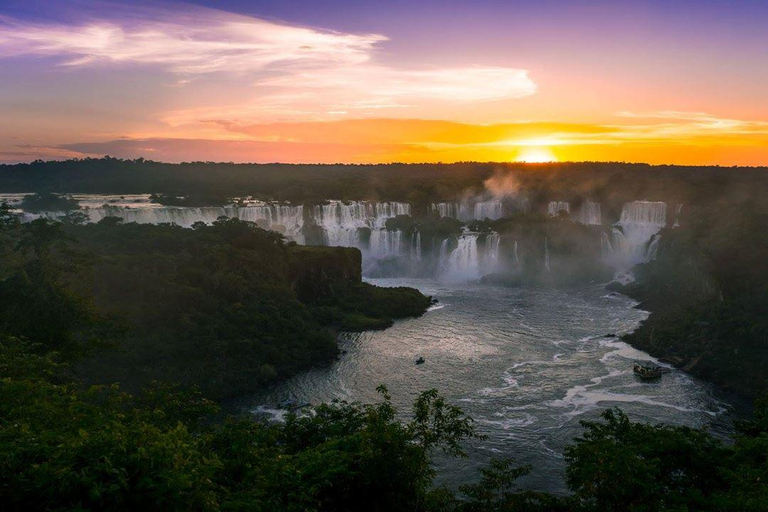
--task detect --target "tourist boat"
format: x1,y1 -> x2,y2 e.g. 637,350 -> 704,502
633,362 -> 663,380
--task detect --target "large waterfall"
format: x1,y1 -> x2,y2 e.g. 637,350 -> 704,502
444,234 -> 480,280
312,201 -> 409,254
609,201 -> 668,265
438,231 -> 501,280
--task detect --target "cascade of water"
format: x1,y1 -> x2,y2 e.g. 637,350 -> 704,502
446,234 -> 480,280
544,237 -> 551,272
369,229 -> 403,258
474,201 -> 503,220
576,201 -> 602,225
513,240 -> 520,265
483,232 -> 501,272
547,201 -> 570,217
85,205 -> 306,242
646,234 -> 661,260
612,201 -> 667,264
432,201 -> 502,221
312,201 -> 409,251
432,202 -> 470,220
673,204 -> 683,228
411,231 -> 422,261
600,231 -> 614,256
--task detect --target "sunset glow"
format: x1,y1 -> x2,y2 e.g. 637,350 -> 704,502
516,147 -> 558,163
1,0 -> 767,165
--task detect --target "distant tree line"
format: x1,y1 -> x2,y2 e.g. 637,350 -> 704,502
3,157 -> 768,212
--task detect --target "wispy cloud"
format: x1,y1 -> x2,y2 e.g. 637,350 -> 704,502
0,2 -> 536,125
0,8 -> 382,73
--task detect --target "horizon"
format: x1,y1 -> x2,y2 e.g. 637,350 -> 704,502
3,157 -> 768,170
1,0 -> 767,166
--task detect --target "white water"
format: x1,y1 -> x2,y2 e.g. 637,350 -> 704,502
474,201 -> 503,220
86,205 -> 307,242
432,201 -> 503,221
313,201 -> 409,254
609,201 -> 668,266
432,202 -> 469,220
513,240 -> 520,265
673,203 -> 684,228
369,229 -> 403,258
444,234 -> 480,280
483,232 -> 501,273
547,201 -> 570,217
253,279 -> 738,493
411,231 -> 422,261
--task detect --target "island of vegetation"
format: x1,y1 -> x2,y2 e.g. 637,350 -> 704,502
0,209 -> 431,399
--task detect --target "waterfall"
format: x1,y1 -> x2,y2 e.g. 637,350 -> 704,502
576,201 -> 602,225
547,201 -> 570,217
474,201 -> 503,220
369,229 -> 403,258
544,237 -> 551,272
483,232 -> 501,272
85,205 -> 306,242
312,201 -> 410,251
432,202 -> 467,220
411,231 -> 422,261
432,201 -> 502,221
513,240 -> 520,265
646,234 -> 661,260
445,234 -> 480,280
600,231 -> 614,256
673,203 -> 683,228
607,201 -> 667,268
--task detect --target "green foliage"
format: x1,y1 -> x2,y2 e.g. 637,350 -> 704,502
0,217 -> 430,398
565,408 -> 729,511
0,339 -> 481,512
622,209 -> 768,397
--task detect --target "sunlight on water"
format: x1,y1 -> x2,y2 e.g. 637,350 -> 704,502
251,278 -> 740,493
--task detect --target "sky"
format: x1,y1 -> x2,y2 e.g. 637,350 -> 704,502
1,0 -> 767,165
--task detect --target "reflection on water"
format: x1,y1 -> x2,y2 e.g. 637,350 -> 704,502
250,279 -> 741,493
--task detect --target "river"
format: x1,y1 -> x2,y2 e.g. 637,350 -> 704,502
251,278 -> 740,493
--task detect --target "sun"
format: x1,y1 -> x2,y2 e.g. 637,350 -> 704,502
516,147 -> 558,163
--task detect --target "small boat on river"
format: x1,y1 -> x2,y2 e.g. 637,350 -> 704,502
633,362 -> 663,380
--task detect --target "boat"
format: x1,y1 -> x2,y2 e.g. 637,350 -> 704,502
415,357 -> 425,365
633,362 -> 663,380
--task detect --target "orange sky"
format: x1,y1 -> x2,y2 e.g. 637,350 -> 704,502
1,1 -> 767,166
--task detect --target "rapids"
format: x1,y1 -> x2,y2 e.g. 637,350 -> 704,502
252,278 -> 740,493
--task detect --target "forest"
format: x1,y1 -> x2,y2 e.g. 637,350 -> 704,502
0,210 -> 430,398
2,205 -> 768,510
617,206 -> 768,398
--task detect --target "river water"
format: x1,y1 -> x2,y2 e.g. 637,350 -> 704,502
251,278 -> 740,493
